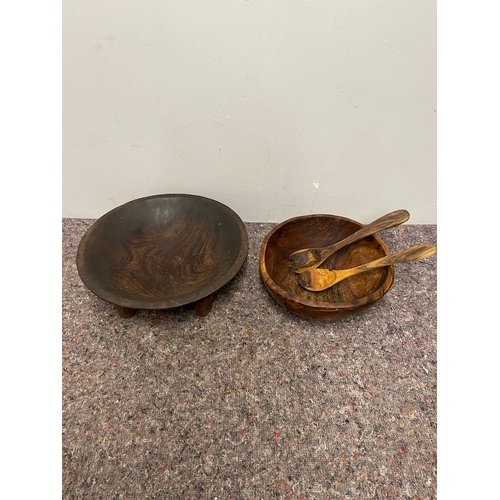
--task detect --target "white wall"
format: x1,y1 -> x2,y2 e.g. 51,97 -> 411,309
63,0 -> 436,223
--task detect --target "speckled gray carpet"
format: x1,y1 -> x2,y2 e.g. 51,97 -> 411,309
62,219 -> 437,499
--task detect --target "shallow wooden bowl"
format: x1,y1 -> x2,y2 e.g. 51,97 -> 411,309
77,194 -> 249,317
260,214 -> 395,321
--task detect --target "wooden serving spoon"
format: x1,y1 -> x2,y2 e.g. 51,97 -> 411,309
297,243 -> 436,292
289,209 -> 410,273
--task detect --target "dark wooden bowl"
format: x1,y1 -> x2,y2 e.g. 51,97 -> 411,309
76,194 -> 249,317
260,214 -> 395,321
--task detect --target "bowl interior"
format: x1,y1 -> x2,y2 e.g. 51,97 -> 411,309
77,194 -> 248,309
263,215 -> 392,307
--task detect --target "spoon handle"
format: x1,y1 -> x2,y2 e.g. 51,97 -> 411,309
349,244 -> 436,276
316,209 -> 410,262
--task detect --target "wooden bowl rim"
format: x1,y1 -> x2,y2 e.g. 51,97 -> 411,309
259,214 -> 395,312
76,193 -> 249,310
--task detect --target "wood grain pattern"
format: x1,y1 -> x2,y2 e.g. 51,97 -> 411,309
298,243 -> 436,291
288,209 -> 410,273
260,214 -> 395,321
76,194 -> 249,316
109,216 -> 221,300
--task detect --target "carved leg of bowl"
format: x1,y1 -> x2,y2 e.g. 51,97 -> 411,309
115,305 -> 137,318
195,293 -> 215,317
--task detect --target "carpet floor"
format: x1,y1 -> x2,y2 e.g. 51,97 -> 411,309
62,219 -> 437,499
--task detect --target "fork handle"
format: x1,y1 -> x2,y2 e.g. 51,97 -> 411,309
316,209 -> 410,261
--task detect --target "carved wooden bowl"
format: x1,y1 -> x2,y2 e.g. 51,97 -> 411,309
260,214 -> 395,321
77,194 -> 248,318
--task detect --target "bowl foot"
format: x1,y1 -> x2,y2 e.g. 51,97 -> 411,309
195,293 -> 215,317
115,305 -> 137,318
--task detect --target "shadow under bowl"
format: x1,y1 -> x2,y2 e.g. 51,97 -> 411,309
76,194 -> 249,317
259,214 -> 395,321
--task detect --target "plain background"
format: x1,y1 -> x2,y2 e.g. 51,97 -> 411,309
62,0 -> 436,223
